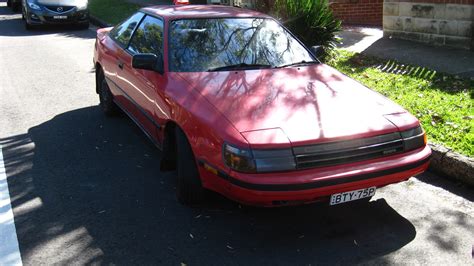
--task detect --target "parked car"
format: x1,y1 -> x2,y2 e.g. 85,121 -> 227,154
93,5 -> 431,207
7,0 -> 21,11
22,0 -> 90,30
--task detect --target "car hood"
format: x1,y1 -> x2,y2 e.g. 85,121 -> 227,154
177,64 -> 411,147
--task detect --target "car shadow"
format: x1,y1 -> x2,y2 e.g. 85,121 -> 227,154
1,106 -> 417,264
0,1 -> 95,39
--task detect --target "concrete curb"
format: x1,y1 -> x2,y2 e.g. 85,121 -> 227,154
90,15 -> 111,28
428,143 -> 474,186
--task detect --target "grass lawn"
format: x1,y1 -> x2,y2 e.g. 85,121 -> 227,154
328,49 -> 473,157
89,0 -> 141,25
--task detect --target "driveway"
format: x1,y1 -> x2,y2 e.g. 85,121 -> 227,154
0,3 -> 473,265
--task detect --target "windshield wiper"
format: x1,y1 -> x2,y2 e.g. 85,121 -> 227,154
208,63 -> 272,72
275,60 -> 319,69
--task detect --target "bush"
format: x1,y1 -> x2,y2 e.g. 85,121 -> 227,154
273,0 -> 341,60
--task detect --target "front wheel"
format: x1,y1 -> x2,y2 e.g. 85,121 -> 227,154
24,19 -> 34,30
12,2 -> 20,12
77,22 -> 89,30
98,72 -> 119,116
175,127 -> 205,205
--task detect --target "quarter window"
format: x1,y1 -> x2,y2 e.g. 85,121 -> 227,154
109,12 -> 145,47
128,16 -> 164,55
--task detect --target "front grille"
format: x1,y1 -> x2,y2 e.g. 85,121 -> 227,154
44,6 -> 75,13
293,132 -> 404,169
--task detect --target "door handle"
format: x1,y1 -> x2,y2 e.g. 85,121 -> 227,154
118,61 -> 124,70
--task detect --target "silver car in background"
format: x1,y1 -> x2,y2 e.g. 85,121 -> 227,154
22,0 -> 89,29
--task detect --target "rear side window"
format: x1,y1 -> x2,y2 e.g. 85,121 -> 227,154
128,15 -> 164,55
109,12 -> 145,47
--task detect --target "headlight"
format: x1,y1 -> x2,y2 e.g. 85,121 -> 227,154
223,144 -> 296,173
223,144 -> 256,173
401,125 -> 426,151
28,2 -> 41,10
76,0 -> 88,10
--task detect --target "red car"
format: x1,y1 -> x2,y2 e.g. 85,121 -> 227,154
93,5 -> 431,207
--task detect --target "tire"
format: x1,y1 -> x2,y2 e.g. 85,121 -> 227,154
25,19 -> 33,30
175,127 -> 205,205
12,2 -> 21,12
77,22 -> 89,30
98,71 -> 119,116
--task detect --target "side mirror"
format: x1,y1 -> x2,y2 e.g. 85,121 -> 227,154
310,45 -> 324,58
132,53 -> 164,74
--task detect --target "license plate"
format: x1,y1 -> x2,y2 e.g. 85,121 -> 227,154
53,16 -> 68,19
330,187 -> 376,205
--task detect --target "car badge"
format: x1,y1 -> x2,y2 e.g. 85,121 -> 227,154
57,7 -> 63,12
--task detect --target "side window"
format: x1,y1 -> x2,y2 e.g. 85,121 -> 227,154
128,15 -> 164,55
109,12 -> 145,47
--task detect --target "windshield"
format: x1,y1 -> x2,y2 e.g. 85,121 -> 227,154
168,18 -> 314,72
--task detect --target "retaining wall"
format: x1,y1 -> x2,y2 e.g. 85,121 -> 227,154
383,0 -> 474,49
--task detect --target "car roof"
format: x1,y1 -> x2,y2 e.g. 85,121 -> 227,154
141,5 -> 272,20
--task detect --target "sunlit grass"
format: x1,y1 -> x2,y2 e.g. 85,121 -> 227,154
328,49 -> 473,157
89,0 -> 141,25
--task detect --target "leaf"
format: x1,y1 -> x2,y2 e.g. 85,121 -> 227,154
431,114 -> 444,123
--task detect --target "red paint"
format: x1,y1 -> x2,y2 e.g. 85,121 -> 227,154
94,5 -> 431,207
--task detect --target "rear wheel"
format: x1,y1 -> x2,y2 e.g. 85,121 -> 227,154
175,127 -> 205,205
98,70 -> 119,116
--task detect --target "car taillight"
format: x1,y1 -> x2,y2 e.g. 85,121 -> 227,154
174,0 -> 189,4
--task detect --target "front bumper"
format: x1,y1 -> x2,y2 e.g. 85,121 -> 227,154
26,7 -> 89,25
199,145 -> 431,207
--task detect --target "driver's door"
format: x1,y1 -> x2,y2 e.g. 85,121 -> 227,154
123,15 -> 167,145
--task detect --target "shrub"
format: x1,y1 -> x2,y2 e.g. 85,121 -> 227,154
273,0 -> 342,60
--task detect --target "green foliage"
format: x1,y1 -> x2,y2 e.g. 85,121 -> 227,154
274,0 -> 342,60
328,49 -> 474,157
89,0 -> 140,25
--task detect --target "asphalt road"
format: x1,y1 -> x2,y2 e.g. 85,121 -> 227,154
0,2 -> 473,265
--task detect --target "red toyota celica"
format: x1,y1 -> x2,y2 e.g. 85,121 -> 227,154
93,5 -> 431,207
